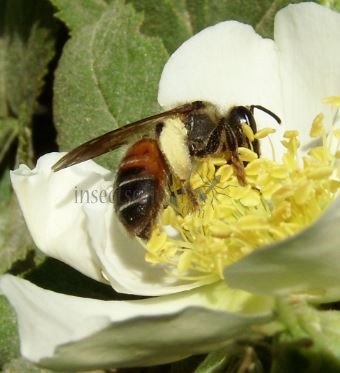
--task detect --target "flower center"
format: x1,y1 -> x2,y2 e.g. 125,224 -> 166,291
145,102 -> 340,281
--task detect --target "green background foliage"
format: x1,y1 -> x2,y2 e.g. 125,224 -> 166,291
0,0 -> 338,371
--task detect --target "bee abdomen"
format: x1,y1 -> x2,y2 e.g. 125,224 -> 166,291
114,139 -> 168,239
114,178 -> 154,236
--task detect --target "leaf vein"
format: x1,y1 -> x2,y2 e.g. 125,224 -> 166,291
88,12 -> 117,128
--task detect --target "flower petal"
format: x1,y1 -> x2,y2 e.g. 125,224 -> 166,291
0,275 -> 274,370
84,202 -> 216,296
10,153 -> 111,282
275,3 -> 340,146
224,197 -> 340,303
158,20 -> 285,160
12,154 -> 214,296
158,22 -> 281,113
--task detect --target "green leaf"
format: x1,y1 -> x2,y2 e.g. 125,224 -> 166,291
0,195 -> 34,274
0,123 -> 35,276
271,300 -> 340,373
0,168 -> 12,209
50,0 -> 109,34
1,0 -> 58,165
2,358 -> 70,373
195,340 -> 274,373
320,0 -> 340,12
0,2 -> 6,117
127,0 -> 192,53
52,0 -> 192,53
0,295 -> 19,366
0,118 -> 18,164
186,0 -> 314,38
4,0 -> 57,117
53,0 -> 168,169
255,0 -> 317,37
195,350 -> 230,373
0,121 -> 35,275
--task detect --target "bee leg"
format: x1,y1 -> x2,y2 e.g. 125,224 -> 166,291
182,180 -> 199,210
230,152 -> 247,186
223,120 -> 247,186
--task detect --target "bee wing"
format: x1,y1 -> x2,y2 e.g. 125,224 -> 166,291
52,101 -> 203,172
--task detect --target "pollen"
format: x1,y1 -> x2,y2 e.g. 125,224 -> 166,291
145,101 -> 340,281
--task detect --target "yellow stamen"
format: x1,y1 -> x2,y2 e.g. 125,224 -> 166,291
324,96 -> 340,106
334,129 -> 340,140
145,98 -> 340,281
284,130 -> 299,139
238,147 -> 258,162
242,124 -> 255,142
254,128 -> 276,139
310,113 -> 325,137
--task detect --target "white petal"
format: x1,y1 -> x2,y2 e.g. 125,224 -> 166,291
158,20 -> 285,160
10,153 -> 111,282
84,202 -> 216,296
224,197 -> 340,303
0,275 -> 274,369
275,3 -> 340,146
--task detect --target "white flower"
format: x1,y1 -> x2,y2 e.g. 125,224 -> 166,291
1,2 -> 340,370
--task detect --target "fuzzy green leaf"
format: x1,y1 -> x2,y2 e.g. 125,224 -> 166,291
52,0 -> 192,52
186,0 -> 313,38
0,296 -> 19,366
0,125 -> 35,276
127,0 -> 192,54
0,194 -> 34,274
4,0 -> 57,117
50,0 -> 110,34
0,1 -> 6,117
0,118 -> 17,164
53,0 -> 168,169
1,0 -> 57,166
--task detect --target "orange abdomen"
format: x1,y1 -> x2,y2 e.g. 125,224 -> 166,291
113,139 -> 168,239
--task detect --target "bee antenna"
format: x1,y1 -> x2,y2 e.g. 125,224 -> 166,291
250,105 -> 281,125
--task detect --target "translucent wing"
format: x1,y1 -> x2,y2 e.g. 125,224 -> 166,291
52,102 -> 203,172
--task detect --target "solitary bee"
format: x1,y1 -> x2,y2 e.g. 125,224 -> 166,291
53,101 -> 280,239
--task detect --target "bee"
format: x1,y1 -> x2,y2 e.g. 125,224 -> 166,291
53,101 -> 280,239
